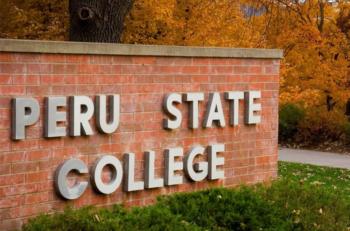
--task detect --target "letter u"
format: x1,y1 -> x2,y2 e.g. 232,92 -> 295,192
96,95 -> 120,134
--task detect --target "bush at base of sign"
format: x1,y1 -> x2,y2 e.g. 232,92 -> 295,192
23,178 -> 350,230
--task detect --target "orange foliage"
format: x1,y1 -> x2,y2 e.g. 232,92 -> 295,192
123,0 -> 265,47
261,0 -> 350,107
0,0 -> 68,40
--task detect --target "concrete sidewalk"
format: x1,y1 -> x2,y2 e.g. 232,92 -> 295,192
279,148 -> 350,169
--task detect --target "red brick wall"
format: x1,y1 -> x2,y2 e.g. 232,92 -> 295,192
0,52 -> 280,230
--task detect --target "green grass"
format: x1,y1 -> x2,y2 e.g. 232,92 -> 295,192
279,161 -> 350,201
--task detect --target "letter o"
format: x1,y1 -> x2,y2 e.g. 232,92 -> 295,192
91,155 -> 123,195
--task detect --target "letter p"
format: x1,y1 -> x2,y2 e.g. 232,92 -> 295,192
11,98 -> 40,140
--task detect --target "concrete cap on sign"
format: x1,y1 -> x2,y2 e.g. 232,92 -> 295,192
0,39 -> 283,59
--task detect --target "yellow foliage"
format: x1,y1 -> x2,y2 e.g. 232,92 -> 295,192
0,0 -> 68,40
123,0 -> 266,47
122,0 -> 181,45
280,87 -> 323,109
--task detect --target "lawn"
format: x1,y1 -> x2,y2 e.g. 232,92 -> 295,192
279,161 -> 350,201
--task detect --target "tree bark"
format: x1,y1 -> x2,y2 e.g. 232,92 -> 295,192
326,95 -> 336,112
345,99 -> 350,118
69,0 -> 133,43
317,0 -> 325,33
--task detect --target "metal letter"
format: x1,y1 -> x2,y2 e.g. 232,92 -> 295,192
44,97 -> 67,138
164,147 -> 183,186
145,151 -> 164,189
225,91 -> 244,126
91,155 -> 123,195
69,96 -> 94,136
208,144 -> 225,180
183,93 -> 204,129
163,93 -> 182,130
123,153 -> 144,192
203,93 -> 226,128
245,91 -> 262,124
96,95 -> 120,134
184,146 -> 208,182
11,98 -> 40,140
54,159 -> 88,200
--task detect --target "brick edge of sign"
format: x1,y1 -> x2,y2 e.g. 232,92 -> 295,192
0,39 -> 283,59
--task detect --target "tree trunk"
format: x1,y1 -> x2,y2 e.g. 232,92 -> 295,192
69,0 -> 133,43
345,99 -> 350,118
317,0 -> 325,33
326,95 -> 336,111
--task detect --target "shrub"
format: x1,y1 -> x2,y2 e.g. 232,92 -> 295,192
158,187 -> 289,230
279,103 -> 305,142
121,205 -> 200,230
22,206 -> 126,231
23,205 -> 199,231
342,122 -> 350,144
23,180 -> 350,231
297,107 -> 348,144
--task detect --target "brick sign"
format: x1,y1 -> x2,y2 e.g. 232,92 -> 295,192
0,39 -> 282,230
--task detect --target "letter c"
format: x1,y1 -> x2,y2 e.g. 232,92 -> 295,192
54,159 -> 88,200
